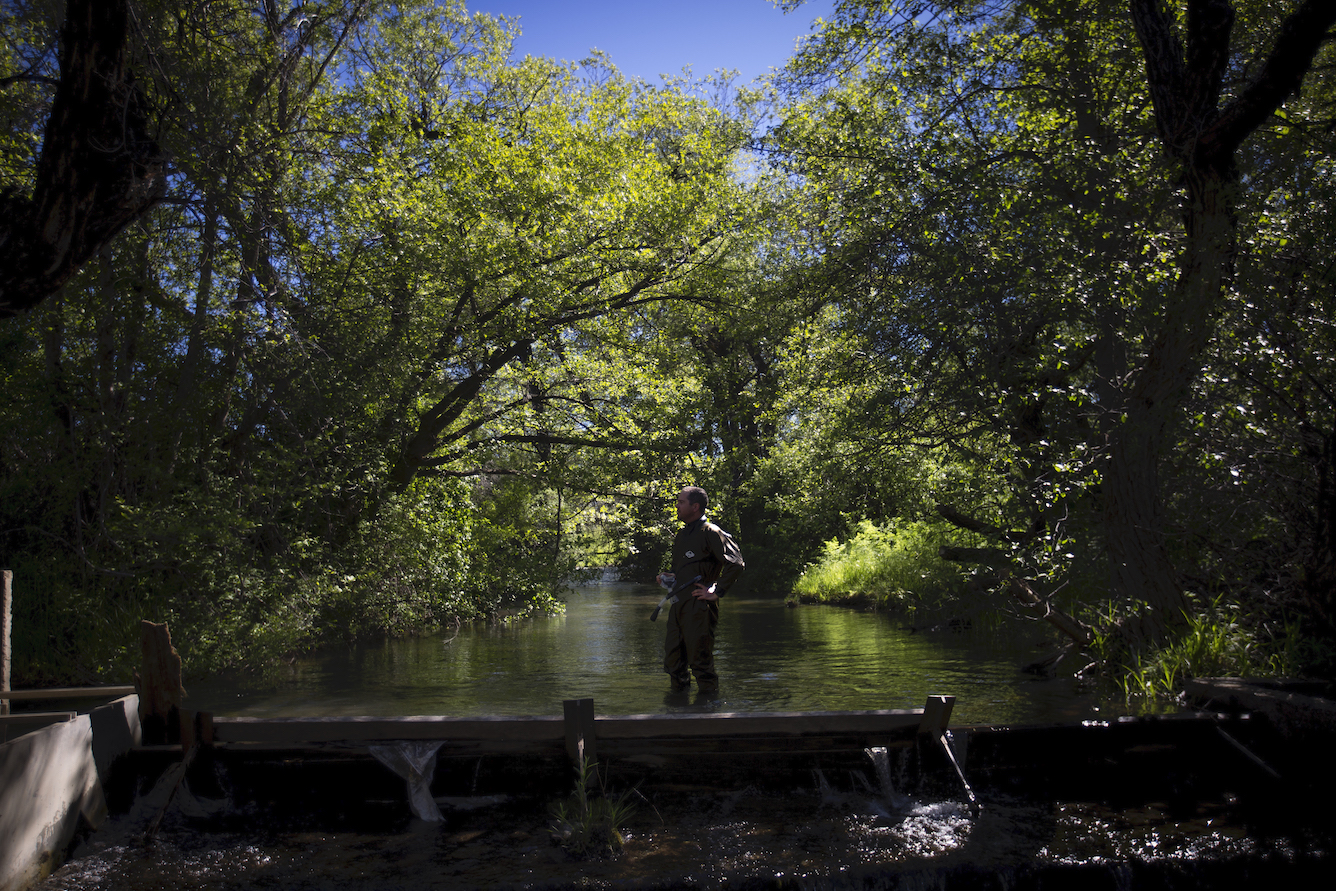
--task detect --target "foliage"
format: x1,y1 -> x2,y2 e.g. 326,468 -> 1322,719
765,0 -> 1336,656
0,0 -> 751,682
5,0 -> 1336,695
1093,597 -> 1297,708
791,519 -> 976,614
548,752 -> 638,859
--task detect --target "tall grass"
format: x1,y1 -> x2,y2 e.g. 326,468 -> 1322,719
548,751 -> 637,859
1098,597 -> 1296,706
791,520 -> 968,612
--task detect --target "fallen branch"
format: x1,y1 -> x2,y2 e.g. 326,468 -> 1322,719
1007,577 -> 1095,648
938,547 -> 1095,649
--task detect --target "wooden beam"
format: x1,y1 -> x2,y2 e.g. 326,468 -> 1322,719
1,711 -> 77,742
139,621 -> 183,745
212,714 -> 567,745
209,708 -> 927,747
1,686 -> 137,702
1185,676 -> 1336,741
0,711 -> 77,726
2,570 -> 10,717
597,709 -> 925,740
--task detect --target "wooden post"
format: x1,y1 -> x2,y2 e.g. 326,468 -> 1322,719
2,570 -> 11,718
917,694 -> 976,807
138,620 -> 184,745
918,694 -> 955,735
563,698 -> 597,767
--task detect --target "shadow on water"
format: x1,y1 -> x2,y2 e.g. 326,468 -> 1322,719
187,581 -> 1112,724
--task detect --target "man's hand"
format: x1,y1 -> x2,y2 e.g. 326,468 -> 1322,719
691,582 -> 719,602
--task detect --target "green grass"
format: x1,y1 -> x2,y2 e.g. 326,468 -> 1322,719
1097,597 -> 1296,707
547,751 -> 638,859
790,519 -> 969,612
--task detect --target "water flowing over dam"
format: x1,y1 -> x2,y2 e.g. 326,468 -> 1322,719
8,581 -> 1333,890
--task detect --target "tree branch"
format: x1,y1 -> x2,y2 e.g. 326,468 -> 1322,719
1207,0 -> 1336,160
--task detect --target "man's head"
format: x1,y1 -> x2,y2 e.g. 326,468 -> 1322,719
675,486 -> 708,523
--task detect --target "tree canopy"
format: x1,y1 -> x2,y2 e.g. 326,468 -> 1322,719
3,0 -> 1335,687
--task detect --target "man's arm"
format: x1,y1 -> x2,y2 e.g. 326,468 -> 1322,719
693,525 -> 743,599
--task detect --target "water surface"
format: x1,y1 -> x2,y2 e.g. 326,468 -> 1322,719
190,581 -> 1104,724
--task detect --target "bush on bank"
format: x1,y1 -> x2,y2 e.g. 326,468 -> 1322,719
6,476 -> 565,686
790,519 -> 973,615
791,520 -> 1314,708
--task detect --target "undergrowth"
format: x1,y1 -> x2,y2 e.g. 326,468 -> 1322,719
789,519 -> 976,616
1092,596 -> 1298,707
548,750 -> 638,859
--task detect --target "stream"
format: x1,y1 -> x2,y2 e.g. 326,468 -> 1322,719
36,580 -> 1331,890
186,580 -> 1108,724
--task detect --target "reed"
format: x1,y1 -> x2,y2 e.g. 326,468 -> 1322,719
1099,598 -> 1294,707
548,752 -> 637,858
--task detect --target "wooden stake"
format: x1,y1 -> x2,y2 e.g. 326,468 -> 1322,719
918,695 -> 955,735
138,620 -> 184,745
564,698 -> 597,766
2,570 -> 11,718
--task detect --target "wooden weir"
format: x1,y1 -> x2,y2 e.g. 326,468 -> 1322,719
176,695 -> 965,808
201,696 -> 953,758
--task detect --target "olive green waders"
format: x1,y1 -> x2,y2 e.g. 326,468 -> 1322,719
663,595 -> 719,692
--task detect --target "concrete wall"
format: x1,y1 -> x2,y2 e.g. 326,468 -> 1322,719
0,695 -> 139,891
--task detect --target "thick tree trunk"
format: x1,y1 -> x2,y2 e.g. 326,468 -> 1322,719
0,0 -> 165,317
1109,0 -> 1336,638
1099,169 -> 1235,636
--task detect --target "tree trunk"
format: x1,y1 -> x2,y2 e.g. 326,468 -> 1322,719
1305,421 -> 1336,637
1099,168 -> 1235,636
1109,0 -> 1336,638
0,0 -> 165,317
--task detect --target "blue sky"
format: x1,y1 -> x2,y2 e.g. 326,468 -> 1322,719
466,1 -> 835,85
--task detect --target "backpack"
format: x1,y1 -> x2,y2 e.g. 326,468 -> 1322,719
703,521 -> 745,579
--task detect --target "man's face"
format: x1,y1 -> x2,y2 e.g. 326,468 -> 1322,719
676,490 -> 703,523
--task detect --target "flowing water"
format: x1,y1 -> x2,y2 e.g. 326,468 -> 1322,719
186,580 -> 1107,724
38,581 -> 1331,890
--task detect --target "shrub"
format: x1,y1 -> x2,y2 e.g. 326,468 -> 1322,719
791,519 -> 968,612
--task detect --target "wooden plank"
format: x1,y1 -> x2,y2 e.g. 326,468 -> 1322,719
214,737 -> 568,757
594,709 -> 925,740
1,686 -> 137,702
212,714 -> 567,744
1185,677 -> 1336,739
1,711 -> 78,741
600,735 -> 919,757
209,709 -> 925,747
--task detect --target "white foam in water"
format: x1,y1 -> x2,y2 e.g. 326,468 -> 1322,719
864,746 -> 915,812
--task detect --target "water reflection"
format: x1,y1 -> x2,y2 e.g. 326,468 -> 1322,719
188,582 -> 1106,724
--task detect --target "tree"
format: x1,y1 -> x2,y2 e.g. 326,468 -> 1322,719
298,13 -> 752,493
0,0 -> 760,680
770,0 -> 1336,643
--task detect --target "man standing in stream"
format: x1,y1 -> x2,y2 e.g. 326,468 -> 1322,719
655,486 -> 745,697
